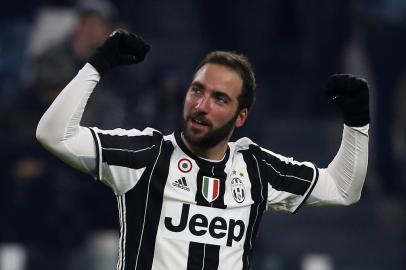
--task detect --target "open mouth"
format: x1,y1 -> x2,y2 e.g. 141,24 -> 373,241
189,116 -> 210,129
192,118 -> 207,126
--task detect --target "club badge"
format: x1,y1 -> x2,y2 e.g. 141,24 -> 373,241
231,177 -> 246,203
178,158 -> 192,173
202,176 -> 220,203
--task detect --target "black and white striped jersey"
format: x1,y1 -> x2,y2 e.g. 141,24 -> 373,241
36,64 -> 368,270
89,126 -> 318,270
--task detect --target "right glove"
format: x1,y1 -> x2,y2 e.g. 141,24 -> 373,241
325,74 -> 370,127
88,29 -> 150,75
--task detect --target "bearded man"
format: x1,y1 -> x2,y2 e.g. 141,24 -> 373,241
36,29 -> 369,270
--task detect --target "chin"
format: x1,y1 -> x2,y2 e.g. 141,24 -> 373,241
184,130 -> 205,145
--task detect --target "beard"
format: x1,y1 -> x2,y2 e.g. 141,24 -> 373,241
182,112 -> 237,149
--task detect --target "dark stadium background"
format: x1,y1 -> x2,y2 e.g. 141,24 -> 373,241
1,0 -> 405,269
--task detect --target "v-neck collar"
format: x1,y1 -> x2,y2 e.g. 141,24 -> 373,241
174,131 -> 230,169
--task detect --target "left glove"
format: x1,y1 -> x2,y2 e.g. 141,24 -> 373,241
88,29 -> 150,75
325,74 -> 370,127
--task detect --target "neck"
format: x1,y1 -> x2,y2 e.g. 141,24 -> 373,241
181,134 -> 229,161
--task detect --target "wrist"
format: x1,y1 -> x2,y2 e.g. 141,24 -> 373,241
88,50 -> 112,76
344,123 -> 369,132
84,63 -> 102,79
343,107 -> 370,127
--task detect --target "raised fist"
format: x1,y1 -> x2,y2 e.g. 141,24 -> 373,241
325,74 -> 370,127
88,29 -> 150,75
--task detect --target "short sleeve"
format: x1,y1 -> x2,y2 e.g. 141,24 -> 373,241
89,127 -> 163,195
259,148 -> 319,213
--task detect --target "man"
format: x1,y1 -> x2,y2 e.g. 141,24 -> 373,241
36,30 -> 369,270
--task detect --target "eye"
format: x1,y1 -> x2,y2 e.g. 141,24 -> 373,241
215,96 -> 227,104
190,85 -> 202,94
214,94 -> 230,105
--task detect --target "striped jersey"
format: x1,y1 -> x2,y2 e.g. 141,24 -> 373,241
89,126 -> 319,270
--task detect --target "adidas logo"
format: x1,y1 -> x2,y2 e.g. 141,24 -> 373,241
172,177 -> 190,191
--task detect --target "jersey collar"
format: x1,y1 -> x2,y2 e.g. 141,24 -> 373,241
175,131 -> 230,168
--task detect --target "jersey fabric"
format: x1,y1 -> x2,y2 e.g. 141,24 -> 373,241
89,126 -> 319,270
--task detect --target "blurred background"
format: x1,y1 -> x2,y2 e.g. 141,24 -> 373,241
0,0 -> 405,269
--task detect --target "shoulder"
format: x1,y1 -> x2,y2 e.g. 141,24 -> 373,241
229,137 -> 285,160
229,137 -> 259,152
91,126 -> 162,138
90,126 -> 165,150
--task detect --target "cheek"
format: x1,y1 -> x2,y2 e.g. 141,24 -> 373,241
184,94 -> 197,111
212,108 -> 237,126
183,96 -> 190,110
183,95 -> 193,116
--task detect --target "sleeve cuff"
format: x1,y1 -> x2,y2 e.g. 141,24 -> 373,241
344,124 -> 369,135
83,63 -> 102,79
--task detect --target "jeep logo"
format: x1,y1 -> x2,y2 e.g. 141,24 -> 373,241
163,202 -> 249,247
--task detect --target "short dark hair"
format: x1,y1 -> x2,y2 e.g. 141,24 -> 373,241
195,51 -> 256,112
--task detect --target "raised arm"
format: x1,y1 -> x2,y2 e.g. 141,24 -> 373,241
36,29 -> 150,175
307,74 -> 370,206
36,64 -> 100,174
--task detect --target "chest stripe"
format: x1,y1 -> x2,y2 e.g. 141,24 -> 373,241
241,148 -> 267,270
187,160 -> 228,270
134,140 -> 174,270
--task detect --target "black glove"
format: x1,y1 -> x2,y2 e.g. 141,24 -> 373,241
88,29 -> 150,75
325,74 -> 370,127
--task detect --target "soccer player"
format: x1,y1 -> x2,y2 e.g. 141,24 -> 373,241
36,30 -> 369,270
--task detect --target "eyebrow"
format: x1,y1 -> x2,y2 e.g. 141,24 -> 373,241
190,81 -> 232,102
191,81 -> 204,89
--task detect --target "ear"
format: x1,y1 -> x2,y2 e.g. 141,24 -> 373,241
235,108 -> 248,128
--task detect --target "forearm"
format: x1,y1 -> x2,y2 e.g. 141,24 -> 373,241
307,124 -> 369,206
36,63 -> 99,173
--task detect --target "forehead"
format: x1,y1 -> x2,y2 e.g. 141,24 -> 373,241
193,63 -> 243,98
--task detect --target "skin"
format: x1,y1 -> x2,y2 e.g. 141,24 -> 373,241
182,63 -> 248,160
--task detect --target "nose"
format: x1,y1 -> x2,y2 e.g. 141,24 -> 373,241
195,95 -> 210,113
